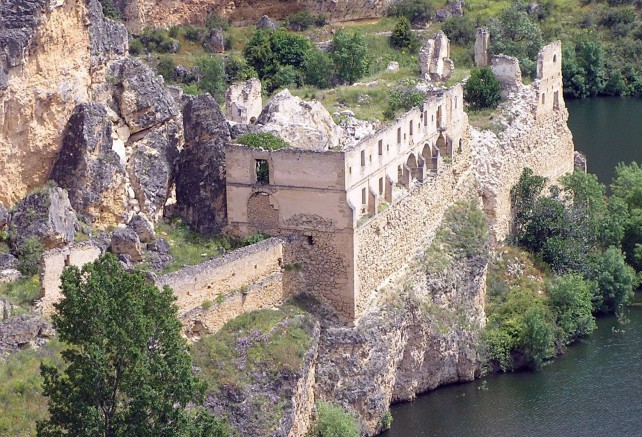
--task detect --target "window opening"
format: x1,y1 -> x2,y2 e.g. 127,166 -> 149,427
378,140 -> 383,155
361,150 -> 366,166
361,187 -> 366,205
255,159 -> 269,184
379,177 -> 384,195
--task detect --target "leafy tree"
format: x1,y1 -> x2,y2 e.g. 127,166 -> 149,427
547,274 -> 596,343
37,254 -> 226,436
244,29 -> 275,79
390,17 -> 418,51
157,55 -> 176,82
267,65 -> 302,92
589,246 -> 638,314
387,0 -> 434,26
15,236 -> 44,276
304,48 -> 334,89
442,15 -> 477,46
269,29 -> 312,70
562,36 -> 605,98
464,67 -> 502,110
488,3 -> 543,77
99,0 -> 121,20
195,55 -> 226,101
224,55 -> 257,84
311,401 -> 359,437
521,305 -> 555,370
612,162 -> 642,270
331,30 -> 370,84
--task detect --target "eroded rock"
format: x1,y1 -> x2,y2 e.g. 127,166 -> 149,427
256,15 -> 278,30
110,227 -> 143,262
0,314 -> 52,356
127,214 -> 155,243
204,28 -> 225,53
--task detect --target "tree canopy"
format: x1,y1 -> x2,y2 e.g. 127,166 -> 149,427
38,254 -> 226,437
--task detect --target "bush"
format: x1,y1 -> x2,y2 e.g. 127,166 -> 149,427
15,236 -> 44,276
387,0 -> 434,26
268,65 -> 302,92
390,17 -> 419,51
331,30 -> 370,84
304,48 -> 334,89
547,274 -> 596,343
464,67 -> 502,110
284,10 -> 327,31
99,0 -> 121,20
224,55 -> 257,84
128,38 -> 144,55
311,401 -> 360,437
589,246 -> 638,314
206,13 -> 231,31
521,305 -> 556,370
236,133 -> 289,150
138,27 -> 179,53
184,25 -> 206,43
156,55 -> 176,82
195,55 -> 226,101
442,15 -> 476,46
383,86 -> 425,119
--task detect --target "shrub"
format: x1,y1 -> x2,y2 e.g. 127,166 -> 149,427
390,16 -> 419,51
156,55 -> 176,82
237,133 -> 289,150
284,11 -> 316,31
387,0 -> 434,26
547,274 -> 596,343
442,15 -> 476,46
206,12 -> 231,31
184,25 -> 206,43
15,236 -> 44,276
99,0 -> 121,20
268,65 -> 302,92
464,67 -> 502,110
589,246 -> 638,314
521,305 -> 556,370
138,27 -> 179,53
195,55 -> 226,101
384,86 -> 424,120
331,30 -> 370,84
304,48 -> 334,89
128,38 -> 144,55
224,55 -> 257,84
311,401 -> 360,437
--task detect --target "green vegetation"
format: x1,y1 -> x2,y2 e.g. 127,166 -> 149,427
387,0 -> 435,26
14,236 -> 44,276
310,401 -> 360,437
237,132 -> 290,150
283,11 -> 327,31
195,55 -> 226,101
38,254 -> 226,436
0,276 -> 40,308
98,0 -> 121,20
464,67 -> 502,110
0,340 -> 66,436
390,17 -> 419,51
155,220 -> 266,273
331,29 -> 370,84
383,83 -> 425,119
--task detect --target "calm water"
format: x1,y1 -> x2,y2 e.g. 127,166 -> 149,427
383,99 -> 642,437
567,97 -> 642,184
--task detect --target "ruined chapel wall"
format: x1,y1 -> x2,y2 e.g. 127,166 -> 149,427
535,41 -> 564,118
39,240 -> 103,316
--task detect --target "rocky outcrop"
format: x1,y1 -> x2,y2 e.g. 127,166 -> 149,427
0,0 -> 127,206
110,227 -> 143,262
0,314 -> 52,356
256,15 -> 278,30
204,28 -> 225,53
257,89 -> 340,151
0,204 -> 8,229
174,94 -> 230,234
50,103 -> 128,226
8,186 -> 78,251
128,214 -> 155,243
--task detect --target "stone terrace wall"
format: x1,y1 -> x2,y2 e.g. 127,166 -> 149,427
38,240 -> 103,316
354,134 -> 478,314
156,237 -> 286,336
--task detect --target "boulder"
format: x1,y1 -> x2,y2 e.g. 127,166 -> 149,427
174,94 -> 230,234
148,237 -> 173,271
0,269 -> 20,285
435,8 -> 452,22
128,214 -> 155,244
446,0 -> 465,16
204,28 -> 225,53
50,103 -> 128,227
387,61 -> 400,71
256,15 -> 278,30
8,186 -> 77,251
110,58 -> 179,134
127,119 -> 181,219
0,253 -> 18,271
0,314 -> 52,355
229,123 -> 260,138
257,89 -> 340,151
110,227 -> 143,262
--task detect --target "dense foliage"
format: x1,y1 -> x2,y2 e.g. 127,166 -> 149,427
37,254 -> 226,436
311,402 -> 360,437
331,30 -> 370,84
387,0 -> 434,26
236,133 -> 289,150
390,17 -> 419,51
383,84 -> 425,119
464,67 -> 502,110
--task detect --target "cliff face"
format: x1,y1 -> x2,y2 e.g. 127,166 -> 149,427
114,0 -> 393,32
0,0 -> 126,207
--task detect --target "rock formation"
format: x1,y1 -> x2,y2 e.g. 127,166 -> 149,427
8,186 -> 78,251
256,89 -> 341,150
174,94 -> 231,234
419,31 -> 454,82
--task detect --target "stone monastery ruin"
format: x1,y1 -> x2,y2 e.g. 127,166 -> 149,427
37,30 -> 574,336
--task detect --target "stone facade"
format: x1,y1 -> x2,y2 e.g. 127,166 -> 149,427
225,78 -> 262,124
418,31 -> 454,82
474,27 -> 490,67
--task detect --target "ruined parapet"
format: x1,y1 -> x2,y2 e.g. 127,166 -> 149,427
225,78 -> 262,124
474,27 -> 490,67
38,241 -> 103,316
534,40 -> 564,118
490,55 -> 522,97
419,31 -> 454,82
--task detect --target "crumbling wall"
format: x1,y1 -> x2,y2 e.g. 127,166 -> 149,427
38,241 -> 103,316
156,237 -> 286,335
474,27 -> 490,67
225,78 -> 262,124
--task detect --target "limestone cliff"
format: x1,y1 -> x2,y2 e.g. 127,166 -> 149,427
114,0 -> 393,32
0,0 -> 127,206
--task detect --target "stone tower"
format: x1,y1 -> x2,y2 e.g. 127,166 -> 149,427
474,27 -> 490,67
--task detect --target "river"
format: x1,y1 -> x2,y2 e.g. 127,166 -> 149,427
382,98 -> 642,437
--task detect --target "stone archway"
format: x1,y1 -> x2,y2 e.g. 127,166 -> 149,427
247,192 -> 279,233
436,134 -> 449,157
422,144 -> 436,171
406,153 -> 419,181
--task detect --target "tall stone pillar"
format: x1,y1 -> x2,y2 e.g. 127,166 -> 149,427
474,27 -> 490,67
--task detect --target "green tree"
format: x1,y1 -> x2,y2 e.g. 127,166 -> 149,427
589,246 -> 638,314
521,305 -> 555,370
37,254 -> 226,437
196,55 -> 226,101
224,55 -> 257,84
387,0 -> 434,26
157,55 -> 176,82
464,67 -> 502,110
390,17 -> 418,51
442,15 -> 476,46
331,30 -> 370,84
304,48 -> 334,89
244,29 -> 275,79
547,274 -> 596,343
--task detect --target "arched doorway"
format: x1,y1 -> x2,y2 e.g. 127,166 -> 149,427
247,192 -> 279,233
436,134 -> 449,157
406,154 -> 419,181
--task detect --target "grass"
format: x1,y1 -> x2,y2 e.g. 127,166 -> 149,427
467,106 -> 501,131
155,220 -> 266,274
0,276 -> 40,308
191,300 -> 315,392
0,339 -> 66,436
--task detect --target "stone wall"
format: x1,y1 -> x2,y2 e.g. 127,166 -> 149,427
38,240 -> 103,315
156,237 -> 287,336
